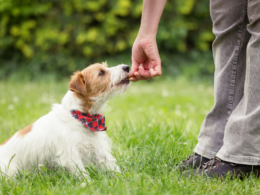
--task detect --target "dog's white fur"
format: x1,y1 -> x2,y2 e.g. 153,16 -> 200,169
0,63 -> 129,179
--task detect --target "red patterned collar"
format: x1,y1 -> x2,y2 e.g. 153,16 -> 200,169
70,110 -> 107,132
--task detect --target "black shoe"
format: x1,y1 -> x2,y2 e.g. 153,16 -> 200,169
184,157 -> 260,179
178,153 -> 210,172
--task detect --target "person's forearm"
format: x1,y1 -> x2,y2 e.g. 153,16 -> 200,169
138,0 -> 167,39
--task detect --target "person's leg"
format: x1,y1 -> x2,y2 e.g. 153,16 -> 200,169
184,0 -> 260,178
193,0 -> 251,159
216,0 -> 260,165
179,0 -> 250,171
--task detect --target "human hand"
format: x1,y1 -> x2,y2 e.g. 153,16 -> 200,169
129,37 -> 162,82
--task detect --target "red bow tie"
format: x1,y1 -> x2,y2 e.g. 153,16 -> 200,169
70,110 -> 107,131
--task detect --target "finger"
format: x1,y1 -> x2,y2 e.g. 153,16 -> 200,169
128,71 -> 135,77
134,72 -> 143,80
134,71 -> 150,81
134,72 -> 146,80
139,66 -> 153,80
129,74 -> 140,82
150,67 -> 162,77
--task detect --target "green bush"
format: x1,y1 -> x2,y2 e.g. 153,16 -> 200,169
0,0 -> 214,79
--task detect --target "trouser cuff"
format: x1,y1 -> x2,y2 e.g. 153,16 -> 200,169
216,150 -> 260,165
194,144 -> 217,159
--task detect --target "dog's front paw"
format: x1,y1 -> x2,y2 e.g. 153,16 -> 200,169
75,170 -> 91,182
99,160 -> 121,173
82,172 -> 92,182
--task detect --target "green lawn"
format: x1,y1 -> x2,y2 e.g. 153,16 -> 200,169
0,78 -> 259,194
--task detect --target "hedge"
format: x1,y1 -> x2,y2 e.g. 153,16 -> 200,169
0,0 -> 214,78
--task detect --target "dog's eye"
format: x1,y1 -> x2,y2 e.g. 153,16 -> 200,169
99,70 -> 105,76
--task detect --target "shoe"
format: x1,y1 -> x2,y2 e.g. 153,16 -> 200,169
178,153 -> 210,172
185,157 -> 260,179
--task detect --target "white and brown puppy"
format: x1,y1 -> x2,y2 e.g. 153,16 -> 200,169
0,62 -> 130,179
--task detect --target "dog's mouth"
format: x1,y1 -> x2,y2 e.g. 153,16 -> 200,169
117,77 -> 130,86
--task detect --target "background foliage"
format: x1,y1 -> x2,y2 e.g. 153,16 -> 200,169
0,0 -> 214,79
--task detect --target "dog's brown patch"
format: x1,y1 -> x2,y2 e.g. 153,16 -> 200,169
0,135 -> 13,146
17,124 -> 33,137
1,124 -> 33,145
69,62 -> 111,113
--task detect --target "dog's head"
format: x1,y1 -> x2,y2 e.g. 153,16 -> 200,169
69,62 -> 130,113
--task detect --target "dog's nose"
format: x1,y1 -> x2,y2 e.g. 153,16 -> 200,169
123,65 -> 129,73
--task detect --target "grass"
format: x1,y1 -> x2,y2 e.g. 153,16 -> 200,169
0,78 -> 260,194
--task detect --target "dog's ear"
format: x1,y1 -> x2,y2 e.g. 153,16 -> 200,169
69,71 -> 87,94
102,61 -> 108,67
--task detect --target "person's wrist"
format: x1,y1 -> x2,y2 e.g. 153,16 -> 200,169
137,28 -> 157,40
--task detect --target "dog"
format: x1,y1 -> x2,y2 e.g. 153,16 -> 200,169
0,62 -> 130,179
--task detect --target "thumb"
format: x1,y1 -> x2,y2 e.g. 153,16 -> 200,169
129,59 -> 139,77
